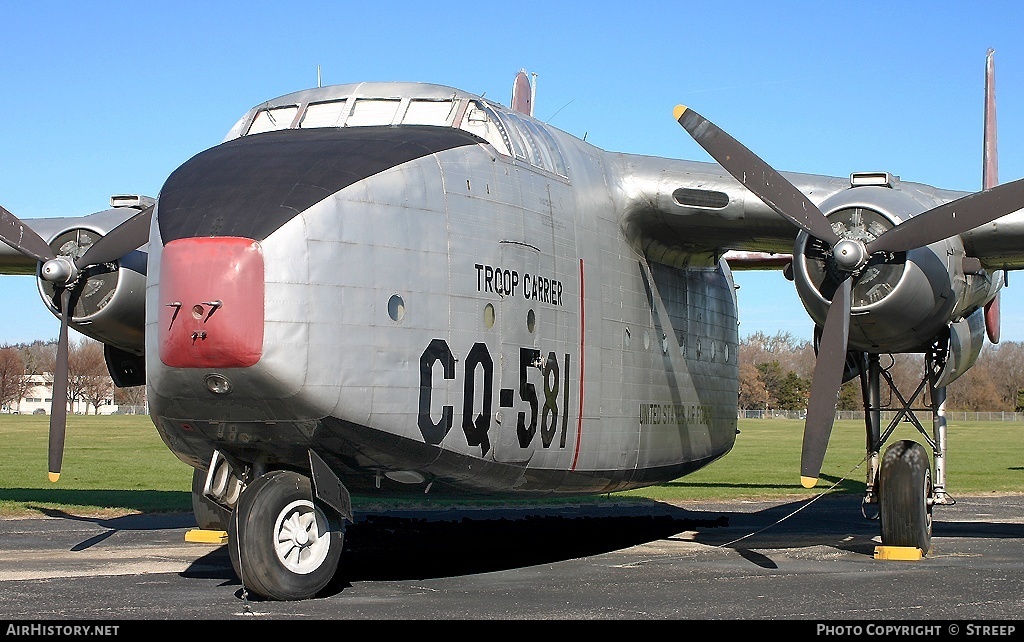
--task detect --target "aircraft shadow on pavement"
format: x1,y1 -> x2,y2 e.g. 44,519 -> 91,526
29,493 -> 1022,601
334,505 -> 727,582
322,493 -> 1024,595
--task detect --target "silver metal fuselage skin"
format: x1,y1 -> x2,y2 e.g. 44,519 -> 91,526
143,86 -> 741,497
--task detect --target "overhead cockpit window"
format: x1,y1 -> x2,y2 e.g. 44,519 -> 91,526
525,120 -> 567,176
497,113 -> 528,160
404,99 -> 460,126
300,100 -> 350,128
459,102 -> 512,156
498,110 -> 568,178
247,106 -> 299,135
347,99 -> 402,126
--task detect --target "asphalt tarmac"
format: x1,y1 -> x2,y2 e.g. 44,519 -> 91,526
0,492 -> 1022,624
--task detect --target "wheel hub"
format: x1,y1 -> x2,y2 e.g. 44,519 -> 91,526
274,500 -> 330,574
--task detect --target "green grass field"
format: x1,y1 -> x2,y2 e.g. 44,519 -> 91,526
0,414 -> 1021,518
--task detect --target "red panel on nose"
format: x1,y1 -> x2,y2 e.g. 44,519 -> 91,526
158,237 -> 264,368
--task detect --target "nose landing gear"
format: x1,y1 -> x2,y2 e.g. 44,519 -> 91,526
228,469 -> 345,601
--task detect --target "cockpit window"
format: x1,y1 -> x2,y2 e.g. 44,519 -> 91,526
347,99 -> 402,126
300,100 -> 350,128
247,106 -> 299,135
234,91 -> 566,178
404,99 -> 460,125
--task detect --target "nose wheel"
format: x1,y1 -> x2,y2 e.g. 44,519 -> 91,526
228,469 -> 344,600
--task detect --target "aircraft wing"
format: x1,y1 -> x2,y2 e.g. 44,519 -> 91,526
0,206 -> 150,275
612,152 -> 846,267
961,211 -> 1024,270
610,151 -> 1024,273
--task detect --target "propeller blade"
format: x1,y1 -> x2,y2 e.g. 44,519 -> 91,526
48,288 -> 72,482
674,105 -> 840,246
800,276 -> 852,488
866,176 -> 1024,255
0,204 -> 55,264
75,205 -> 154,269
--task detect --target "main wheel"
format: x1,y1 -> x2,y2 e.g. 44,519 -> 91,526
879,440 -> 933,552
191,467 -> 231,531
228,470 -> 344,601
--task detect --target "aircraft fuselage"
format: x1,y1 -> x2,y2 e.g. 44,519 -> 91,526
143,84 -> 739,498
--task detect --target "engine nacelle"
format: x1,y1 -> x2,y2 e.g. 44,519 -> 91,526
934,307 -> 987,388
35,218 -> 148,356
793,181 -> 995,354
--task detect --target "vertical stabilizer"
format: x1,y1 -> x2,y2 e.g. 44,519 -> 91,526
983,48 -> 1001,343
511,69 -> 533,116
984,48 -> 998,190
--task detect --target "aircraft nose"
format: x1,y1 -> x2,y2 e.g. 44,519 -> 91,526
158,236 -> 264,368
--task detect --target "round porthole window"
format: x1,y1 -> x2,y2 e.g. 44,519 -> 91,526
484,303 -> 495,329
388,295 -> 406,322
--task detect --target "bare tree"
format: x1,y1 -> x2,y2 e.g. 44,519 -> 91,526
739,331 -> 814,411
67,338 -> 110,414
19,340 -> 56,375
738,360 -> 768,410
740,330 -> 813,376
113,384 -> 146,411
740,330 -> 1024,412
0,347 -> 30,412
977,341 -> 1024,410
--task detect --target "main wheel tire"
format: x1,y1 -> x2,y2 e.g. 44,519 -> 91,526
191,467 -> 231,531
879,440 -> 933,552
228,470 -> 343,601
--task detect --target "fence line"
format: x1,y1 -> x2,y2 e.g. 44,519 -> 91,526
738,409 -> 1024,422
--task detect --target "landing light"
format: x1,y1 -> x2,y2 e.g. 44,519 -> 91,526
384,470 -> 426,484
204,373 -> 233,395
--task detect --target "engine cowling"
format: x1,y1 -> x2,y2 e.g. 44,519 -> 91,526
36,224 -> 147,356
792,183 -> 996,354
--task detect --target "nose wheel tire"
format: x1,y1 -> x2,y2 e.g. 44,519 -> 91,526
228,469 -> 343,601
879,440 -> 933,553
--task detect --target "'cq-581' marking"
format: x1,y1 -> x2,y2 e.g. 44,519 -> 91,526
418,340 -> 571,455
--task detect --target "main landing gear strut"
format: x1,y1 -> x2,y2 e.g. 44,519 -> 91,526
854,344 -> 953,554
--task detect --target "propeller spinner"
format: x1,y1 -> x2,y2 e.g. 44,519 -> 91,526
674,105 -> 1024,486
0,204 -> 153,481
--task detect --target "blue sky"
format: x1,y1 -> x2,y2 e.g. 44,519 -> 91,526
1,0 -> 1023,345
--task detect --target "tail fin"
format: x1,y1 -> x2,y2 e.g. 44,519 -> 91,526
983,48 -> 1001,343
510,69 -> 534,116
984,48 -> 998,191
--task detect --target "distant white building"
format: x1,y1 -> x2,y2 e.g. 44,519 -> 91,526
11,374 -> 117,415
